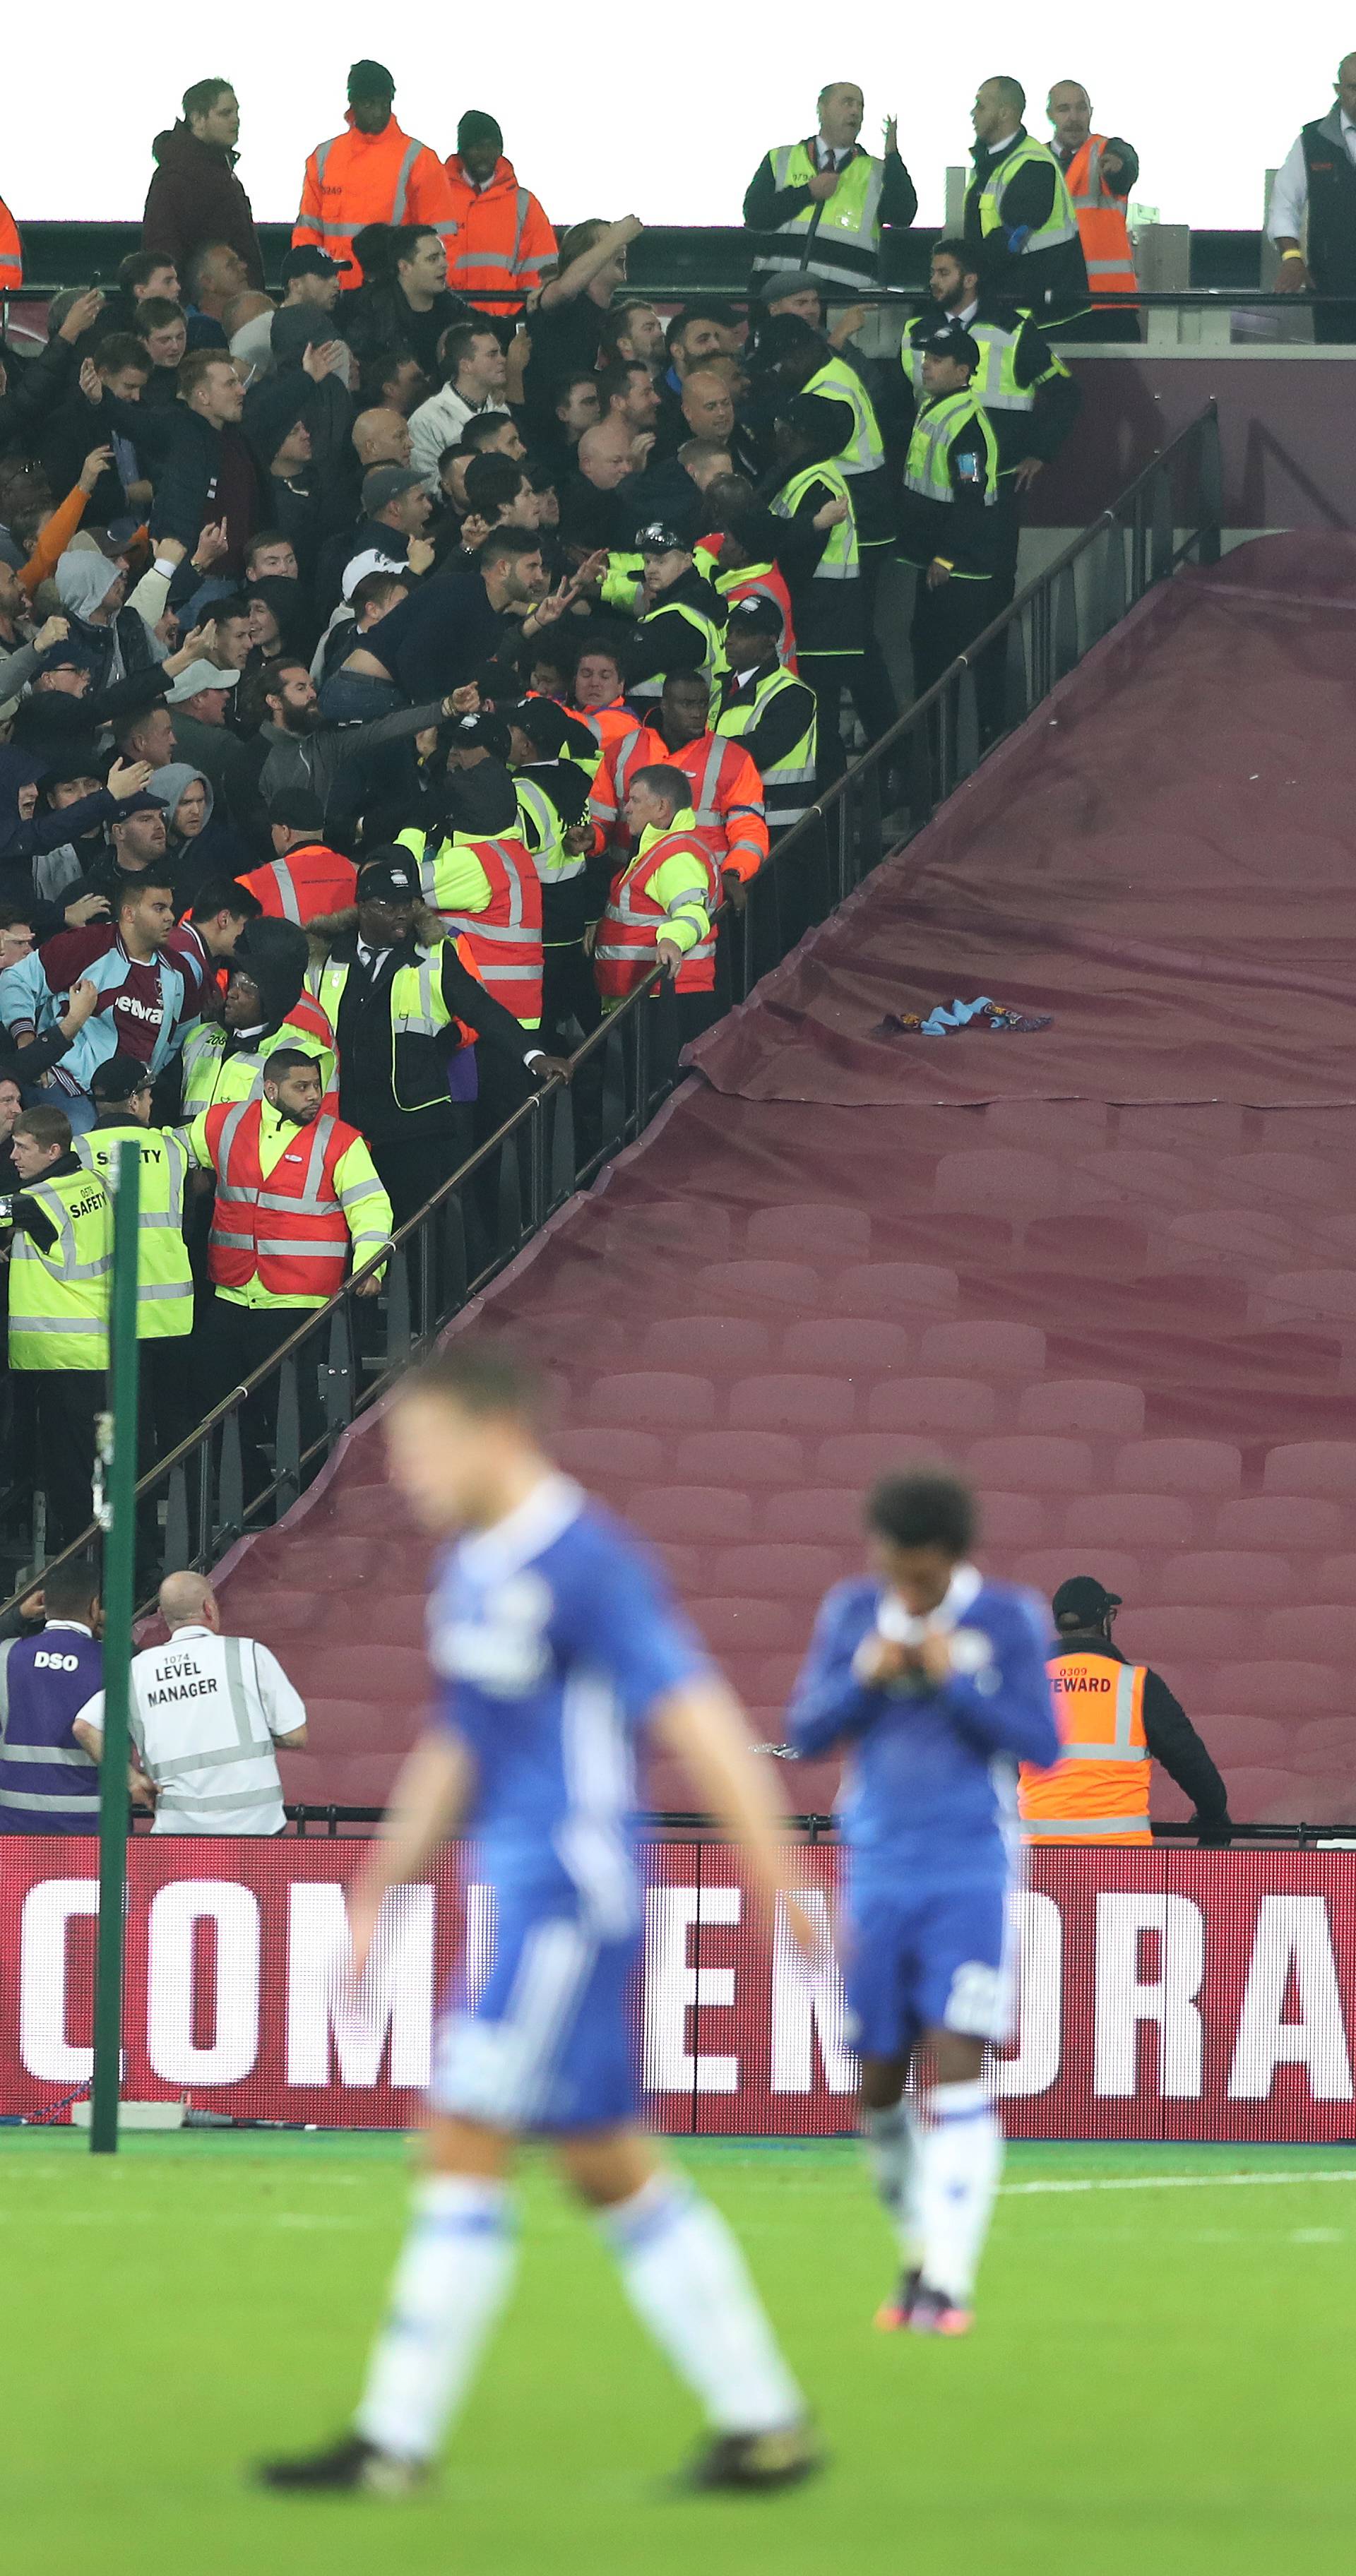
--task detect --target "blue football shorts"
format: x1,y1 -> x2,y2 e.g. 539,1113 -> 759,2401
840,1872 -> 1013,2063
429,1902 -> 641,2134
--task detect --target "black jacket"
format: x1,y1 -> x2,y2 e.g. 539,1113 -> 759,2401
314,912 -> 537,1142
626,566 -> 727,693
148,411 -> 265,556
1049,1630 -> 1231,1833
963,130 -> 1090,320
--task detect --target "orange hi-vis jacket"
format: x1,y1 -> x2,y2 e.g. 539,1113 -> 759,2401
1018,1651 -> 1153,1842
665,731 -> 767,884
0,194 -> 21,292
204,1097 -> 381,1302
576,696 -> 640,763
696,539 -> 799,669
237,842 -> 358,924
595,822 -> 720,1001
415,831 -> 544,1028
589,722 -> 665,848
441,154 -> 556,311
293,114 -> 458,284
1064,136 -> 1138,294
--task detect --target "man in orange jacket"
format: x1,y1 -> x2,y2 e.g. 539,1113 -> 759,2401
237,792 -> 359,924
294,61 -> 458,289
590,672 -> 768,893
444,112 -> 556,318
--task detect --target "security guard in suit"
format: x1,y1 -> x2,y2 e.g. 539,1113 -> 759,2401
1020,1577 -> 1232,1844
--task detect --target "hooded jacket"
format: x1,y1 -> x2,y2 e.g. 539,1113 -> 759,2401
146,761 -> 244,904
52,553 -> 162,692
441,155 -> 556,312
141,124 -> 265,289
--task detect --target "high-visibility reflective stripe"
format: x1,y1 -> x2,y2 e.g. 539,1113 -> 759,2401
391,141 -> 422,223
1023,1814 -> 1154,1839
8,1312 -> 106,1334
686,735 -> 727,823
314,138 -> 333,184
0,1788 -> 101,1812
0,1741 -> 97,1767
802,357 -> 884,475
903,390 -> 1000,506
977,140 -> 1078,252
271,861 -> 303,923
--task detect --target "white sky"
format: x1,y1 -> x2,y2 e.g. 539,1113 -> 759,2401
1,11 -> 1350,235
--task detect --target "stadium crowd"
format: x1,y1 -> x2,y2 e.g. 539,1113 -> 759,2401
0,61 -> 1128,1561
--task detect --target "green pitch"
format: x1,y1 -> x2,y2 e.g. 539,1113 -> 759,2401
6,2130 -> 1356,2575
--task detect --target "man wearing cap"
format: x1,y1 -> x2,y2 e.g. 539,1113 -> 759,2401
237,794 -> 358,926
409,324 -> 511,490
715,597 -> 819,841
230,248 -> 352,384
896,325 -> 1002,703
592,672 -> 768,896
764,392 -> 861,782
502,698 -> 607,1047
442,113 -> 557,318
1019,1579 -> 1231,1846
624,525 -> 726,714
166,657 -> 242,795
339,466 -> 434,595
177,917 -> 335,1118
294,63 -> 459,292
744,84 -> 917,294
76,1054 -> 195,1463
306,851 -> 564,1227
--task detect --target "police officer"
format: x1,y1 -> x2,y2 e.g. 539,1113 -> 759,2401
2,1105 -> 113,1549
896,324 -> 1001,703
965,75 -> 1088,324
1019,1576 -> 1232,1844
715,597 -> 819,842
626,524 -> 727,712
74,1570 -> 307,1836
306,852 -> 564,1230
76,1054 -> 195,1469
0,1553 -> 107,1834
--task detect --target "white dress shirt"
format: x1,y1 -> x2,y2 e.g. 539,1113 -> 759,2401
1268,109 -> 1356,243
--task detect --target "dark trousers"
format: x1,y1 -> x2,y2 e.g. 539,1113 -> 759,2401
143,1335 -> 196,1471
370,1121 -> 473,1235
201,1296 -> 321,1508
541,939 -> 602,1051
909,572 -> 997,703
25,1368 -> 103,1551
850,544 -> 899,746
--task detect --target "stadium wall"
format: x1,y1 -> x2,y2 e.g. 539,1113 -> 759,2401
4,1840 -> 1355,2143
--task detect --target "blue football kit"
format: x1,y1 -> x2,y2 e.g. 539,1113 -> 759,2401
426,1472 -> 708,2132
786,1566 -> 1059,2061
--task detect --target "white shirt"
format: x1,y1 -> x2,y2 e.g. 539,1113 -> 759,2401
408,383 -> 510,491
76,1626 -> 305,1836
1268,110 -> 1356,243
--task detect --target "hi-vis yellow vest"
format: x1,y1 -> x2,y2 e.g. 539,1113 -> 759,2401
1019,1652 -> 1152,1842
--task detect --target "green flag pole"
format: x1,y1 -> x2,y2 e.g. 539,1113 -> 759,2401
90,1136 -> 141,2155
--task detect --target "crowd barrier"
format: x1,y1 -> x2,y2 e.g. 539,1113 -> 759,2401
4,1836 -> 1353,2142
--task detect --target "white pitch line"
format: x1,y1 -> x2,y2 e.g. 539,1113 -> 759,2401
1001,2168 -> 1356,2196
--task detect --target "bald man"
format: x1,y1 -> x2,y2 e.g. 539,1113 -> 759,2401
73,1573 -> 307,1835
1269,56 -> 1356,342
1046,80 -> 1140,340
352,407 -> 414,470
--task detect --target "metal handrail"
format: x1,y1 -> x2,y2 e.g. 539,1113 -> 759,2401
0,400 -> 1222,1626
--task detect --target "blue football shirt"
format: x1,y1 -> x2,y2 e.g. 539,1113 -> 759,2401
427,1474 -> 708,1933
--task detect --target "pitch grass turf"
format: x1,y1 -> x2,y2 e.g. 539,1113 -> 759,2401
4,2133 -> 1356,2576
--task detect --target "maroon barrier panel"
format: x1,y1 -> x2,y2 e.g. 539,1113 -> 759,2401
4,1839 -> 1355,2142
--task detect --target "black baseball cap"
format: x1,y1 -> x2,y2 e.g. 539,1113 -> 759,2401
281,246 -> 352,284
919,320 -> 980,370
450,710 -> 513,758
726,595 -> 783,637
356,855 -> 418,905
90,1052 -> 153,1104
636,522 -> 687,555
1052,1576 -> 1122,1627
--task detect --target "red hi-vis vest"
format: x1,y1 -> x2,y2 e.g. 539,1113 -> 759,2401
595,830 -> 719,1001
422,833 -> 543,1028
237,843 -> 358,924
1064,136 -> 1138,294
206,1097 -> 359,1302
1018,1652 -> 1152,1842
0,194 -> 21,292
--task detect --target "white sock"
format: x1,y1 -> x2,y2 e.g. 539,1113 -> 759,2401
355,2175 -> 517,2461
863,2100 -> 922,2264
599,2174 -> 804,2435
915,2080 -> 1004,2307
